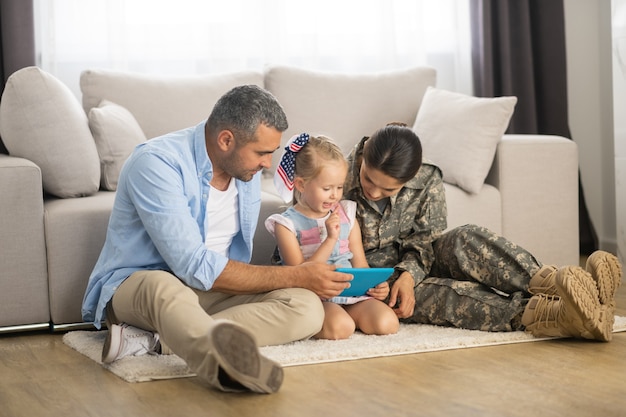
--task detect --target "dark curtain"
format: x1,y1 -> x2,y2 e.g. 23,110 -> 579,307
0,0 -> 36,154
469,0 -> 598,255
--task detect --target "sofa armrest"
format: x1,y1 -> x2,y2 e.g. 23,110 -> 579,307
0,154 -> 50,328
485,135 -> 579,266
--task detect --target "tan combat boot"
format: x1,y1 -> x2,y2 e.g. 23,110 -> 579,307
522,266 -> 613,342
528,265 -> 558,295
585,250 -> 622,306
529,251 -> 622,308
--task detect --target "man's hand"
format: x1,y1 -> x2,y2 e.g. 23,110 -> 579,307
296,262 -> 352,300
209,260 -> 351,299
388,271 -> 416,318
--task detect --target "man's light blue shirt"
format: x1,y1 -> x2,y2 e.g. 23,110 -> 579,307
82,122 -> 262,328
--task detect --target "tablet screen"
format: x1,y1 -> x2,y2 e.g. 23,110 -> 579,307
336,268 -> 395,297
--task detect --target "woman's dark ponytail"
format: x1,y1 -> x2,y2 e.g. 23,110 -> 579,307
362,122 -> 422,183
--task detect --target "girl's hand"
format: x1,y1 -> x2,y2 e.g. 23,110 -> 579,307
367,280 -> 390,301
325,209 -> 341,240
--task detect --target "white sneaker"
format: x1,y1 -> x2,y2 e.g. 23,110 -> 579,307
101,323 -> 161,364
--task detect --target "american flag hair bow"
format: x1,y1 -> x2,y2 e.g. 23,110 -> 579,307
274,133 -> 310,202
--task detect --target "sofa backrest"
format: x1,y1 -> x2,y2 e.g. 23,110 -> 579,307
80,69 -> 265,139
264,65 -> 436,174
81,65 -> 436,171
79,66 -> 436,190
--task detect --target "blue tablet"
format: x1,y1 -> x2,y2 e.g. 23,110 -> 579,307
335,268 -> 395,297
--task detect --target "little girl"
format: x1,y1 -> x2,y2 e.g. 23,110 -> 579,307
265,133 -> 399,340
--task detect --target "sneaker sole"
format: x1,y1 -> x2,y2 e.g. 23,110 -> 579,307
208,320 -> 283,394
586,251 -> 622,305
102,324 -> 123,363
555,266 -> 612,342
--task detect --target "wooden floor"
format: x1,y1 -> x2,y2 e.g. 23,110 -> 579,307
2,279 -> 626,417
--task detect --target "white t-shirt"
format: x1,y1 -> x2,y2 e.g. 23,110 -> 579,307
205,179 -> 239,257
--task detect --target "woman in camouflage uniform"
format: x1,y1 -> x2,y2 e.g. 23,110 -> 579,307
343,123 -> 622,341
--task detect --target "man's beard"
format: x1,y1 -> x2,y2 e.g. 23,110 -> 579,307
220,152 -> 258,182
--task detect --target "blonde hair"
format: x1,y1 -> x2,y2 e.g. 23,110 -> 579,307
292,135 -> 346,205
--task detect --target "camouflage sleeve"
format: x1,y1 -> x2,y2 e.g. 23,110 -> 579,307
393,166 -> 447,286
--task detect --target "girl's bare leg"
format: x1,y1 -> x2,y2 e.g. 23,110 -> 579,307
314,301 -> 356,340
344,299 -> 399,335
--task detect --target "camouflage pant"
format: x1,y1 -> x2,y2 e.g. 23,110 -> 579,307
404,224 -> 542,332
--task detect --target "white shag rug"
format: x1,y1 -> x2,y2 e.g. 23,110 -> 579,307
63,316 -> 626,383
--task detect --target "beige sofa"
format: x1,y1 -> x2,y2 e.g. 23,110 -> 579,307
0,65 -> 579,333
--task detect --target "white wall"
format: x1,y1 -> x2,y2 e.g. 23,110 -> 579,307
564,0 -> 617,254
612,0 -> 626,264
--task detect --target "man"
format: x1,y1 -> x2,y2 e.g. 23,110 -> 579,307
82,85 -> 351,394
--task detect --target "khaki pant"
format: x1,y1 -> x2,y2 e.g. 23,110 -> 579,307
108,270 -> 324,381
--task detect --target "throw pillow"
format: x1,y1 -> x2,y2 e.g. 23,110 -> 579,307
412,87 -> 517,194
0,66 -> 101,198
80,69 -> 264,140
89,100 -> 147,190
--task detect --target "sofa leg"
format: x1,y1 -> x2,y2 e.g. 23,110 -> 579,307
0,322 -> 50,334
51,322 -> 102,332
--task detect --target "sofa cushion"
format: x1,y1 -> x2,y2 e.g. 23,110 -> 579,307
413,87 -> 517,194
264,65 -> 437,177
80,69 -> 265,140
0,66 -> 101,198
88,100 -> 147,191
45,191 -> 116,325
444,183 -> 502,234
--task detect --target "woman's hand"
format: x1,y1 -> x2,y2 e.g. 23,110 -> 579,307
388,271 -> 416,318
367,281 -> 390,301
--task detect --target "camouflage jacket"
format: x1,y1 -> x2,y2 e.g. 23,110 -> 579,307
344,136 -> 447,285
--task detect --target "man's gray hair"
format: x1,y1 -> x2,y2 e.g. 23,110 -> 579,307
207,85 -> 288,144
